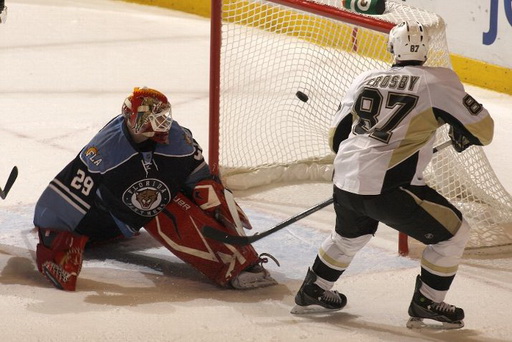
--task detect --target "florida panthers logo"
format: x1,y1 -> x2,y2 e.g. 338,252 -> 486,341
135,189 -> 159,209
123,179 -> 171,217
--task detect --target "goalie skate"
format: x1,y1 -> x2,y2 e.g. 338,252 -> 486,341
407,275 -> 464,330
290,268 -> 347,315
230,264 -> 277,289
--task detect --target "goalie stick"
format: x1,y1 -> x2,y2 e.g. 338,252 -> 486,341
202,141 -> 453,245
0,166 -> 18,200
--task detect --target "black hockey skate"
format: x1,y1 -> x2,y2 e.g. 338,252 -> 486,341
290,268 -> 347,314
407,275 -> 464,329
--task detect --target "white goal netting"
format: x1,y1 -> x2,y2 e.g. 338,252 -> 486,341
210,0 -> 512,250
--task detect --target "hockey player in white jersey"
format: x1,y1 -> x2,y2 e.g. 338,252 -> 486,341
291,21 -> 494,329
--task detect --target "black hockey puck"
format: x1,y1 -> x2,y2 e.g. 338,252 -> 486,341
296,91 -> 309,102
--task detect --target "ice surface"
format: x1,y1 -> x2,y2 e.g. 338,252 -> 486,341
0,1 -> 511,341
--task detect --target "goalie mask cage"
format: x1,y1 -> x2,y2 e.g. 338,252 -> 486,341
209,0 -> 512,253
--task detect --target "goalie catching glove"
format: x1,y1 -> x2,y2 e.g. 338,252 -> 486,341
448,126 -> 473,153
192,179 -> 252,232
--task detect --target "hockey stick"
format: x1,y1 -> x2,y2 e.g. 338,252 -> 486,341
202,197 -> 334,245
0,166 -> 18,200
433,140 -> 452,153
203,141 -> 453,245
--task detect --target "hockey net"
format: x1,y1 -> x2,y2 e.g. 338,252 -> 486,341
209,0 -> 512,252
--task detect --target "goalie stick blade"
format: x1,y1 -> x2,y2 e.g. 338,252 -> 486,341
0,166 -> 18,200
201,226 -> 255,245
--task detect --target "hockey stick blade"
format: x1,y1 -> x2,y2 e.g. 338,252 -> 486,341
0,166 -> 18,200
202,198 -> 334,245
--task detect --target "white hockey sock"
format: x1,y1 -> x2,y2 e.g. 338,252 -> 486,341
420,282 -> 448,303
314,274 -> 336,291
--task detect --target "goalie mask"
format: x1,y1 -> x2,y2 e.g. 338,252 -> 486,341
122,87 -> 173,144
387,21 -> 428,63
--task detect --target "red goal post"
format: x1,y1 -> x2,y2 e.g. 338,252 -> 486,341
209,0 -> 512,254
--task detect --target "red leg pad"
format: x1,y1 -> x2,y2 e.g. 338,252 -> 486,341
193,179 -> 253,230
36,229 -> 89,291
144,193 -> 260,287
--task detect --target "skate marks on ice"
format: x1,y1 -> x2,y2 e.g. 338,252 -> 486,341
0,206 -> 509,341
291,314 -> 492,342
0,204 -> 417,302
0,205 -> 291,308
290,304 -> 473,340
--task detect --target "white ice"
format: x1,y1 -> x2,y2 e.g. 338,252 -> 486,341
1,1 -> 511,341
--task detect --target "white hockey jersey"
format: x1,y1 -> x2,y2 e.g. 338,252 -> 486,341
330,65 -> 494,195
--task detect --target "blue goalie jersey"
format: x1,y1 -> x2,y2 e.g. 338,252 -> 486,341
34,115 -> 210,237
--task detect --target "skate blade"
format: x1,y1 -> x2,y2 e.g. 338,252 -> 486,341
406,317 -> 464,330
290,304 -> 342,315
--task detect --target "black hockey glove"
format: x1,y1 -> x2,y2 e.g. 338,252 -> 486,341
448,126 -> 472,153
